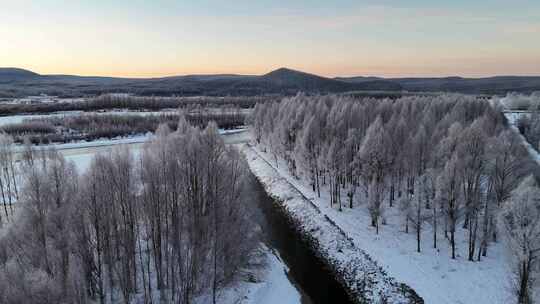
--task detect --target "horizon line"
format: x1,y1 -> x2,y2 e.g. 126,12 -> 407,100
3,66 -> 540,80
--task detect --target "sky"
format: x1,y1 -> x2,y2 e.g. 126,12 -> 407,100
1,0 -> 540,78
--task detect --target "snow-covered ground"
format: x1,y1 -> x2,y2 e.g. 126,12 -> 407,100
13,128 -> 249,158
0,110 -> 179,126
502,110 -> 525,126
21,134 -> 151,152
198,245 -> 303,304
244,143 -> 514,304
0,111 -> 82,125
61,131 -> 245,170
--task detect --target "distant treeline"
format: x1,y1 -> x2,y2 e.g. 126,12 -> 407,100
0,94 -> 277,116
0,111 -> 246,144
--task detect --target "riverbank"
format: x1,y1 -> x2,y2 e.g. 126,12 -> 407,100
242,144 -> 422,304
195,244 -> 304,304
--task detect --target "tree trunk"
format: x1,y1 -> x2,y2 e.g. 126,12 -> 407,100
451,230 -> 456,259
389,183 -> 395,207
518,260 -> 531,304
316,170 -> 320,197
337,181 -> 342,212
0,176 -> 9,220
433,207 -> 437,249
468,211 -> 478,261
417,225 -> 421,253
405,217 -> 409,234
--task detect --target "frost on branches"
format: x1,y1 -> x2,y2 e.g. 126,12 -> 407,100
250,93 -> 540,303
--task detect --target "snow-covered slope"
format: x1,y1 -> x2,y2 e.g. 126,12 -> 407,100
243,145 -> 422,304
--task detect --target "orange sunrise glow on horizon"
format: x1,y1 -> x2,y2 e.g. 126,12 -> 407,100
2,0 -> 540,78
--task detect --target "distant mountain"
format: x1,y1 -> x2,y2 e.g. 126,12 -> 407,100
259,68 -> 401,93
261,67 -> 355,90
338,75 -> 540,94
0,67 -> 401,98
0,68 -> 40,82
2,67 -> 539,98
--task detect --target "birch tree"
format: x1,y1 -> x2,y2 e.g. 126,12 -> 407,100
437,155 -> 463,259
499,176 -> 540,304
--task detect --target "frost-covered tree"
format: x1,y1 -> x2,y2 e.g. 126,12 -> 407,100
480,130 -> 529,258
0,133 -> 17,223
411,172 -> 435,252
360,116 -> 391,231
327,138 -> 344,210
0,145 -> 83,304
0,118 -> 256,304
297,116 -> 322,197
248,93 -> 538,264
499,176 -> 540,304
344,128 -> 362,208
368,177 -> 386,234
437,155 -> 463,259
456,119 -> 488,261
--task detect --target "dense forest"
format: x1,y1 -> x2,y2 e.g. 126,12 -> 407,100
0,118 -> 256,304
249,94 -> 540,303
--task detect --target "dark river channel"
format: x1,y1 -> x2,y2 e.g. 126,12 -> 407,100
247,173 -> 355,304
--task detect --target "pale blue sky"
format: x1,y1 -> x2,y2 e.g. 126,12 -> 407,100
1,0 -> 539,77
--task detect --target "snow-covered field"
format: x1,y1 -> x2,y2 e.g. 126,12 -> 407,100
13,128 -> 249,167
244,143 -> 514,304
0,110 -> 179,126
